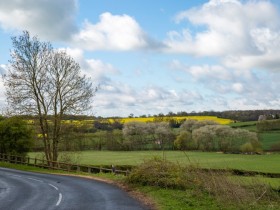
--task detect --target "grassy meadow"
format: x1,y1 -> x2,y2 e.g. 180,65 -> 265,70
29,150 -> 280,174
259,132 -> 280,150
229,120 -> 280,150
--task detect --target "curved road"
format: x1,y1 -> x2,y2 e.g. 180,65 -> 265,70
0,167 -> 149,210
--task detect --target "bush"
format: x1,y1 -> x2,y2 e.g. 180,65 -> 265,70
174,131 -> 195,150
240,143 -> 254,153
127,157 -> 195,189
0,117 -> 34,156
180,120 -> 218,132
257,119 -> 280,132
269,141 -> 280,151
127,158 -> 279,208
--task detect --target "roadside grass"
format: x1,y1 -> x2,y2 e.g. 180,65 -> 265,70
127,158 -> 280,210
29,150 -> 280,174
136,186 -> 224,210
229,176 -> 280,190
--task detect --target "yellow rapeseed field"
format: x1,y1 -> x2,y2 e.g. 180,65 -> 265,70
27,116 -> 232,126
110,116 -> 232,124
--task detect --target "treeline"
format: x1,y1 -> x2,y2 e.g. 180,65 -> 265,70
256,119 -> 280,132
17,109 -> 280,122
36,122 -> 176,151
33,119 -> 261,153
175,120 -> 261,153
153,110 -> 280,122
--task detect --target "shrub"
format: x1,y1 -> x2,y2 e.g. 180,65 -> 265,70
269,141 -> 280,151
180,119 -> 218,132
0,117 -> 33,156
257,119 -> 280,132
127,157 -> 185,189
174,131 -> 195,150
127,158 -> 279,208
240,143 -> 254,153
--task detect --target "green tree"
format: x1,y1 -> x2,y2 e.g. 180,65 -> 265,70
123,122 -> 148,150
154,122 -> 175,150
0,117 -> 33,156
4,31 -> 96,163
174,131 -> 193,150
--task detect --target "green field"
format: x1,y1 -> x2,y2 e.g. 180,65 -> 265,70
230,120 -> 280,150
229,121 -> 258,132
259,132 -> 280,150
29,150 -> 280,174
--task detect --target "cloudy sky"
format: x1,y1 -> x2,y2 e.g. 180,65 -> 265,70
0,0 -> 280,117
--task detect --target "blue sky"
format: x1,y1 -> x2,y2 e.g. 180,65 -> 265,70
1,0 -> 280,117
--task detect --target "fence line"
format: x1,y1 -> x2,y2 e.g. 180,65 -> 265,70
0,153 -> 129,176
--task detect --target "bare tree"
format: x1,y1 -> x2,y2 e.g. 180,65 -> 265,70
3,31 -> 96,163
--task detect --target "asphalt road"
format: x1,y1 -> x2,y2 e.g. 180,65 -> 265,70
0,167 -> 149,210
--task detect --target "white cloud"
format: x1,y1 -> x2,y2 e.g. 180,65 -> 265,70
0,64 -> 6,75
92,83 -> 204,117
0,0 -> 78,41
169,59 -> 280,107
0,2 -> 162,51
232,83 -> 243,93
170,60 -> 234,82
0,65 -> 7,105
63,48 -> 119,84
165,0 -> 280,63
72,12 -> 152,51
188,65 -> 232,81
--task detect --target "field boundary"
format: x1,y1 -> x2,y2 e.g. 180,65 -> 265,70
0,153 -> 129,176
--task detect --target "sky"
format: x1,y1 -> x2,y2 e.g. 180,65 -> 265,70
0,0 -> 280,117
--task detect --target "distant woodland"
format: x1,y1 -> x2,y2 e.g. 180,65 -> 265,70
20,109 -> 280,122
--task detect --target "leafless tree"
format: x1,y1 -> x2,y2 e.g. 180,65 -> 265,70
3,31 -> 96,163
